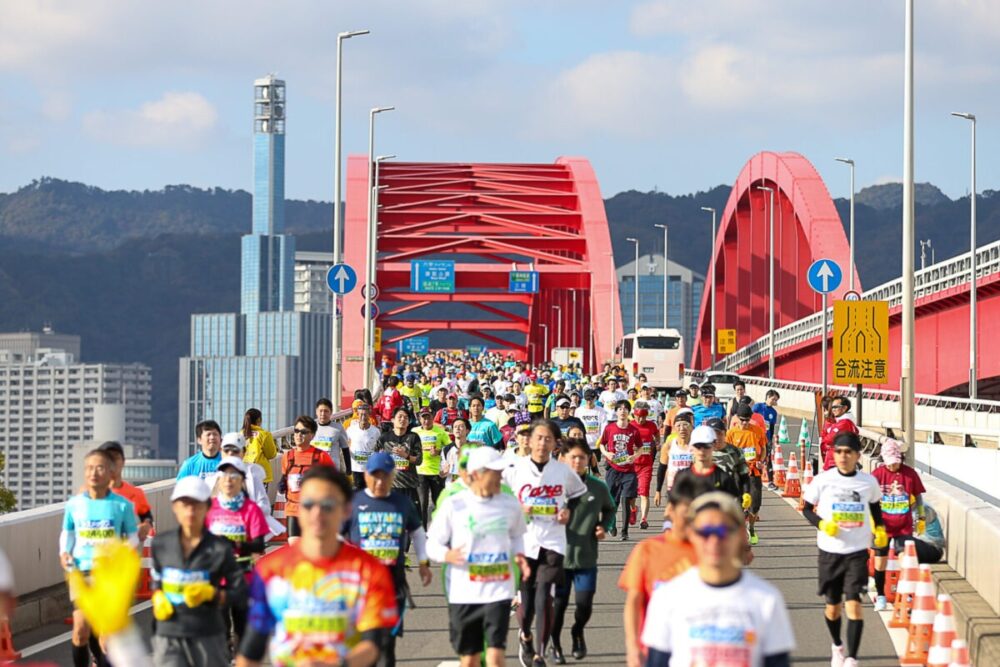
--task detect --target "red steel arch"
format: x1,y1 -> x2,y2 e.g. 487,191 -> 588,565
691,151 -> 858,370
339,157 -> 620,396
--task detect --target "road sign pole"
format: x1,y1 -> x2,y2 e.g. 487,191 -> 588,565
821,294 -> 828,399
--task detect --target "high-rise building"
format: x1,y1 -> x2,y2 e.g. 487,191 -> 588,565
294,251 -> 335,314
179,77 -> 330,457
0,333 -> 152,509
617,254 -> 705,364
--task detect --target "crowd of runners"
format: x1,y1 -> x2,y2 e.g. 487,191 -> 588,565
21,349 -> 946,667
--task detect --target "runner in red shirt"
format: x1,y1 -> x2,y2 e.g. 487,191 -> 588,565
598,400 -> 641,541
630,401 -> 660,531
375,376 -> 404,425
821,396 -> 859,470
870,438 -> 926,611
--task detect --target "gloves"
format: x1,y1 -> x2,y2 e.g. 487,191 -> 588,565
742,493 -> 752,510
183,582 -> 216,608
873,525 -> 889,549
916,518 -> 926,535
818,520 -> 839,537
152,590 -> 174,621
66,540 -> 141,636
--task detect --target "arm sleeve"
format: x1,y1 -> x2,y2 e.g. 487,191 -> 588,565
869,502 -> 884,527
802,501 -> 822,529
410,527 -> 429,562
656,462 -> 667,492
237,627 -> 270,662
243,536 -> 266,556
221,542 -> 248,607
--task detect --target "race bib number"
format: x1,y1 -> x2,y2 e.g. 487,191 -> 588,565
353,451 -> 370,465
210,519 -> 247,543
527,497 -> 558,519
613,452 -> 631,466
391,453 -> 409,471
77,519 -> 116,545
881,493 -> 910,515
160,567 -> 210,606
313,437 -> 333,453
670,452 -> 693,469
742,447 -> 757,463
287,473 -> 303,493
467,552 -> 511,582
831,502 -> 865,528
638,445 -> 652,457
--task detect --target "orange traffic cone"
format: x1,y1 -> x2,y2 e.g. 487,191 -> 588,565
783,452 -> 801,498
948,639 -> 971,667
885,546 -> 901,604
926,594 -> 957,667
868,548 -> 876,578
900,565 -> 936,665
772,443 -> 786,489
797,460 -> 814,511
135,535 -> 155,601
890,540 -> 920,628
271,493 -> 288,545
0,615 -> 19,662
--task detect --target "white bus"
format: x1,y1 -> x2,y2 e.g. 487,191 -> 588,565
620,328 -> 686,391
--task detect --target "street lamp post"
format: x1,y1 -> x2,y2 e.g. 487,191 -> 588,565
608,252 -> 616,362
626,237 -> 639,332
952,111 -> 978,400
540,324 -> 549,365
700,207 -> 717,367
900,0 -> 916,462
570,289 -> 577,347
332,28 -> 369,408
756,185 -> 776,380
654,223 -> 669,328
835,158 -> 856,291
553,305 -> 562,349
361,106 -> 393,390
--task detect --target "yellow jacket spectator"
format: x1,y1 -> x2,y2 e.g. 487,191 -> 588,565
241,408 -> 278,483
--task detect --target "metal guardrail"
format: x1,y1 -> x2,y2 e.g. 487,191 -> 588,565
719,239 -> 1000,377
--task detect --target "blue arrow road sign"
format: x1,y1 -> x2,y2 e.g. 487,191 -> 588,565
807,259 -> 843,294
326,263 -> 358,295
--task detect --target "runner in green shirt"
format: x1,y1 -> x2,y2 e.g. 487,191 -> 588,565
414,407 -> 451,528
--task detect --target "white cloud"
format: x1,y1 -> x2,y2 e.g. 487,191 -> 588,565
41,91 -> 73,122
82,92 -> 218,149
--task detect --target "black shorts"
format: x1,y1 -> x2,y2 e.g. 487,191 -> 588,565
605,467 -> 638,503
817,549 -> 869,603
448,600 -> 512,655
748,476 -> 763,515
523,547 -> 566,587
286,515 -> 302,538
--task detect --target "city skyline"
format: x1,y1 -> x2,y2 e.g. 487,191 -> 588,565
1,1 -> 999,204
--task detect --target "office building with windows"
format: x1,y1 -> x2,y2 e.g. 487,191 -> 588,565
294,251 -> 335,314
179,76 -> 330,457
617,254 -> 704,364
0,332 -> 152,509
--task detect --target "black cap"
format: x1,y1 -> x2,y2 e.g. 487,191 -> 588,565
736,404 -> 754,420
833,432 -> 862,452
704,417 -> 726,433
98,440 -> 125,457
583,389 -> 598,400
674,389 -> 688,397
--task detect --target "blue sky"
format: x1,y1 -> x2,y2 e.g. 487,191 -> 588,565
2,0 -> 999,201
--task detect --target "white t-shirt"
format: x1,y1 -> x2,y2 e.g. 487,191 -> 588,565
802,467 -> 881,555
426,489 -> 527,604
493,379 -> 512,396
598,389 -> 626,409
574,405 -> 606,449
667,439 -> 694,490
313,422 -> 348,469
642,569 -> 796,666
502,457 -> 588,559
346,423 -> 382,474
643,397 -> 664,418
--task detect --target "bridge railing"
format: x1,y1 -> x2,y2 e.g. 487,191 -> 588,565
717,238 -> 1000,373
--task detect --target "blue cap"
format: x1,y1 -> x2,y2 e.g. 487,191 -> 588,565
366,452 -> 396,474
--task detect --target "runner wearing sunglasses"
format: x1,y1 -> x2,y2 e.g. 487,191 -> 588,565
642,492 -> 795,667
278,416 -> 335,545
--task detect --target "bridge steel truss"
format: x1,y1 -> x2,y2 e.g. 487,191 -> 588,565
340,157 -> 619,394
691,151 -> 858,370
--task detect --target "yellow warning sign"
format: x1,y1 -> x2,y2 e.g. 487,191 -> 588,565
832,300 -> 889,385
717,329 -> 737,354
374,327 -> 382,352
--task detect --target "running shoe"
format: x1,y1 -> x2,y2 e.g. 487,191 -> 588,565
768,482 -> 778,491
843,659 -> 857,667
550,643 -> 566,665
874,595 -> 887,611
629,506 -> 637,525
640,520 -> 649,530
571,632 -> 587,660
532,656 -> 548,667
519,634 -> 534,667
830,643 -> 845,667
609,526 -> 617,537
749,532 -> 759,546
619,531 -> 629,542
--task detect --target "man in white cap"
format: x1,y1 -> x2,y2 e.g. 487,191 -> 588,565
151,475 -> 245,667
427,446 -> 530,667
870,438 -> 925,611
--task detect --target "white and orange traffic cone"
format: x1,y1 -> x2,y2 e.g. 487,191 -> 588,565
783,452 -> 801,498
135,535 -> 155,601
926,594 -> 957,667
772,443 -> 786,489
948,639 -> 971,667
890,540 -> 920,629
271,493 -> 288,545
797,459 -> 814,511
900,565 -> 937,666
0,614 -> 19,662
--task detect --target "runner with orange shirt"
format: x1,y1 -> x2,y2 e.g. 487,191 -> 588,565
725,404 -> 768,545
98,440 -> 154,541
619,475 -> 706,667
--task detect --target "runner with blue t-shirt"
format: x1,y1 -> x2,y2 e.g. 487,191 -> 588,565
343,452 -> 433,667
177,419 -> 223,482
691,386 -> 726,426
752,390 -> 781,441
467,395 -> 503,450
60,448 -> 139,667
